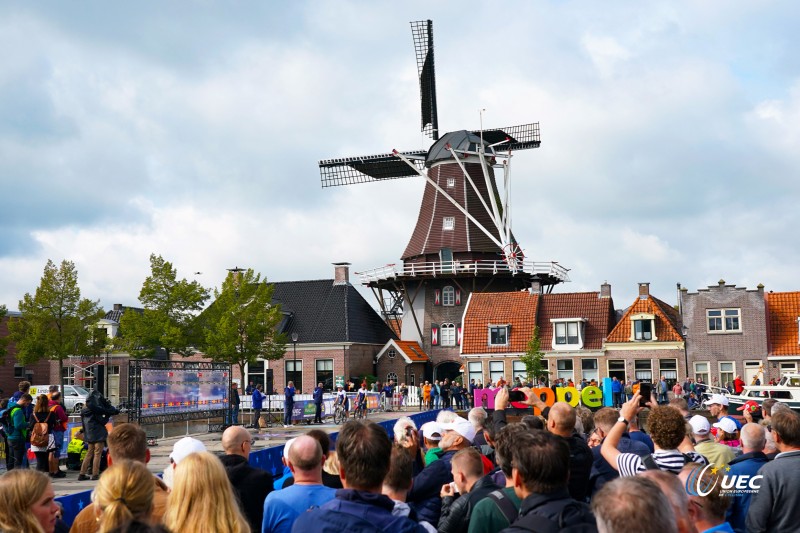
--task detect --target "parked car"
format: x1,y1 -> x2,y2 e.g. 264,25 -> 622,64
29,384 -> 91,413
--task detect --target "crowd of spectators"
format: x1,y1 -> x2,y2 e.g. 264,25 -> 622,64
3,377 -> 800,533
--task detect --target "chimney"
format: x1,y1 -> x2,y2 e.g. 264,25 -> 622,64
600,281 -> 611,299
333,262 -> 351,286
638,282 -> 650,299
113,304 -> 123,311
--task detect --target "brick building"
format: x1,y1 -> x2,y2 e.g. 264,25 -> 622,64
605,283 -> 685,386
374,339 -> 429,388
460,284 -> 616,385
0,311 -> 51,397
679,280 -> 768,389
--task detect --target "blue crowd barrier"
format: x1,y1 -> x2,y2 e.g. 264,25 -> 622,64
55,409 -> 447,526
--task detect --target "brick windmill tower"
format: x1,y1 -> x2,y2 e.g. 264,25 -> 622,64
319,20 -> 569,383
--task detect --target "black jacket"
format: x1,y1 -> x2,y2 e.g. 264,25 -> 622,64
81,390 -> 119,443
408,449 -> 458,524
500,488 -> 597,533
563,432 -> 593,502
438,474 -> 501,533
219,453 -> 274,533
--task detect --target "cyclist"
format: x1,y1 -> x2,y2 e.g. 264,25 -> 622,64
356,384 -> 368,418
335,385 -> 349,417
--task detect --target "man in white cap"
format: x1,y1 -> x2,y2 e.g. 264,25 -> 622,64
164,436 -> 206,488
408,417 -> 476,525
705,393 -> 742,431
689,414 -> 735,466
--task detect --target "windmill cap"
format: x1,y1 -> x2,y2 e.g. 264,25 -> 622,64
689,415 -> 711,435
736,400 -> 760,413
713,418 -> 739,434
706,394 -> 729,407
169,437 -> 206,465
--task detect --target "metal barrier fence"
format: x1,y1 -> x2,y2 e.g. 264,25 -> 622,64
55,409 -> 447,527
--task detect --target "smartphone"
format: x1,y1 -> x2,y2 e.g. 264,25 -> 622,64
508,389 -> 527,402
638,383 -> 651,407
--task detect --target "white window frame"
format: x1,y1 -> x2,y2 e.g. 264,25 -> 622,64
551,318 -> 585,350
387,348 -> 396,359
316,359 -> 334,390
286,360 -> 303,388
707,308 -> 741,333
468,362 -> 483,385
634,359 -> 653,382
442,286 -> 455,307
581,358 -> 599,382
719,361 -> 735,387
512,361 -> 527,383
694,361 -> 709,384
630,313 -> 656,341
780,362 -> 798,373
443,217 -> 455,231
441,323 -> 456,347
61,366 -> 76,385
446,177 -> 455,188
556,359 -> 574,381
488,325 -> 509,346
386,372 -> 398,383
608,360 -> 626,382
659,359 -> 678,381
489,361 -> 505,384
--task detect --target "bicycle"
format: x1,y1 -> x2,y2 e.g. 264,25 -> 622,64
353,402 -> 367,420
333,403 -> 348,424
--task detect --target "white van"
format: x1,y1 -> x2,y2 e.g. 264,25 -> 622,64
29,384 -> 91,413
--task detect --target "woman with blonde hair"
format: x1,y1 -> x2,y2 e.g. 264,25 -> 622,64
0,469 -> 59,533
164,451 -> 250,533
93,459 -> 161,533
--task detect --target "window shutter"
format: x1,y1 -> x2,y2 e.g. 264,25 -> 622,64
457,324 -> 463,346
434,289 -> 441,306
455,289 -> 462,306
431,324 -> 440,346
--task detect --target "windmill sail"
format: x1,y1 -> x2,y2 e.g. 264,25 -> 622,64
319,151 -> 427,188
411,20 -> 439,141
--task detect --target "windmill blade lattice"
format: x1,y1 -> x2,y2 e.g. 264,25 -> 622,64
411,20 -> 439,141
319,151 -> 427,188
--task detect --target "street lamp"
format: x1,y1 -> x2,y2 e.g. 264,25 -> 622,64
291,332 -> 299,391
682,325 -> 689,382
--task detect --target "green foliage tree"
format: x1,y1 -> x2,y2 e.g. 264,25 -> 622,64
519,325 -> 549,385
9,260 -> 104,388
119,254 -> 209,357
0,304 -> 7,364
199,269 -> 287,382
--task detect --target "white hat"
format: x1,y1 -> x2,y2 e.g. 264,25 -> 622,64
441,418 -> 477,444
420,421 -> 443,441
706,394 -> 729,407
283,437 -> 297,458
689,415 -> 711,435
713,418 -> 739,434
169,437 -> 207,465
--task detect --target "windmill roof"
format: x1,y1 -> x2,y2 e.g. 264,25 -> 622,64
427,130 -> 487,165
271,279 -> 396,345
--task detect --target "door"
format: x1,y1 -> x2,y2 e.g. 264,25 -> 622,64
744,360 -> 762,386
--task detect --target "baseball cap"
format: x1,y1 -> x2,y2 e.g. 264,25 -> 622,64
688,415 -> 711,435
706,394 -> 729,407
736,400 -> 760,414
441,418 -> 477,443
420,421 -> 443,441
713,417 -> 739,434
169,437 -> 207,465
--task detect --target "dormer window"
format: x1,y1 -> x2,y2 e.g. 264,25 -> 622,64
550,318 -> 586,350
489,325 -> 509,346
630,313 -> 656,341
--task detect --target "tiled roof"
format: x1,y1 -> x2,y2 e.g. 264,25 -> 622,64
377,340 -> 430,363
766,291 -> 800,355
271,279 -> 396,345
606,294 -> 683,343
538,292 -> 616,350
103,306 -> 143,324
462,292 -> 539,354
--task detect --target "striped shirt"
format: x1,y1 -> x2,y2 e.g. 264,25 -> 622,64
617,449 -> 707,476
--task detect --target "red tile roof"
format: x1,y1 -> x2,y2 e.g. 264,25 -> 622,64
462,291 -> 539,354
394,340 -> 430,362
538,292 -> 616,350
766,291 -> 800,355
606,294 -> 682,343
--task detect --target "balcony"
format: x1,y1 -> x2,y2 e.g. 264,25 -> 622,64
357,259 -> 570,285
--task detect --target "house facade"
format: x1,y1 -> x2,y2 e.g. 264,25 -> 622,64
764,291 -> 800,380
680,280 -> 768,389
604,283 -> 685,386
460,284 -> 615,385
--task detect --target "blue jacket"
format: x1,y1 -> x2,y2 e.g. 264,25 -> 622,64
285,386 -> 295,403
313,386 -> 324,404
408,449 -> 457,524
611,380 -> 623,393
252,389 -> 264,409
292,489 -> 427,533
726,451 -> 769,533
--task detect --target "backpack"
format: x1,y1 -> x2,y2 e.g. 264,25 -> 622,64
30,412 -> 52,447
49,405 -> 67,432
512,499 -> 598,533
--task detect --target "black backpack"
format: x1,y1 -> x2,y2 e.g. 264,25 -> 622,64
510,499 -> 598,533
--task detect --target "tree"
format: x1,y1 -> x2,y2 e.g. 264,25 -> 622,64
519,326 -> 549,385
118,254 -> 209,357
0,304 -> 7,364
199,269 -> 287,383
9,259 -> 104,388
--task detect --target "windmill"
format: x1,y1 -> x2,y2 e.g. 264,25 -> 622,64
319,20 -> 568,378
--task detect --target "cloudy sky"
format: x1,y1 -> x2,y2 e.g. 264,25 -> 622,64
2,1 -> 799,313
